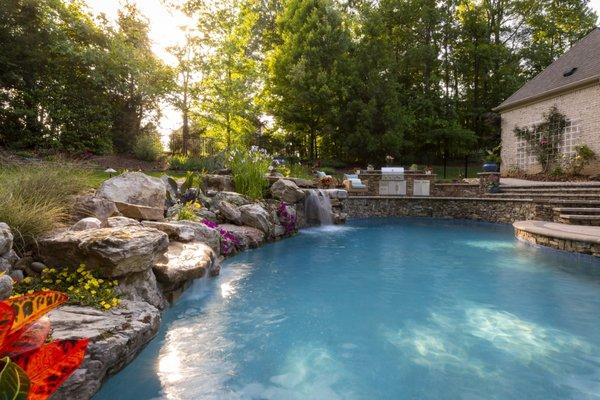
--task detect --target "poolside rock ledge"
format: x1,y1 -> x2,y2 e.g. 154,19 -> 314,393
37,225 -> 169,278
49,300 -> 161,400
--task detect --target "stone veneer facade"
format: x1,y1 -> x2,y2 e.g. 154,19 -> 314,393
342,197 -> 540,224
515,228 -> 600,258
500,81 -> 600,175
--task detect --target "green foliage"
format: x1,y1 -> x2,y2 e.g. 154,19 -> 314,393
564,144 -> 596,175
133,133 -> 164,162
169,153 -> 225,172
0,0 -> 173,154
485,144 -> 502,164
14,265 -> 120,310
0,357 -> 29,400
178,201 -> 203,221
0,164 -> 93,252
228,147 -> 271,199
282,164 -> 314,180
514,106 -> 569,173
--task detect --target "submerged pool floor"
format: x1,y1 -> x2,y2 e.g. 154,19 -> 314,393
95,218 -> 600,400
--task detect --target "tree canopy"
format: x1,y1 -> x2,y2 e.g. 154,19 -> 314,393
0,0 -> 597,163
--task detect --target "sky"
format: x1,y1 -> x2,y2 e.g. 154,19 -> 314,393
84,0 -> 600,140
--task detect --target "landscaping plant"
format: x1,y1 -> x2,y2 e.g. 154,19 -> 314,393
14,265 -> 120,310
0,291 -> 88,400
277,202 -> 297,236
513,106 -> 569,174
0,165 -> 93,253
227,147 -> 271,199
201,220 -> 240,255
133,134 -> 163,162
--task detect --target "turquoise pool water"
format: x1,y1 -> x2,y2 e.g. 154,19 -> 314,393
95,218 -> 600,400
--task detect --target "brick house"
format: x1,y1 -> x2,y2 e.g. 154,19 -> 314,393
494,27 -> 600,176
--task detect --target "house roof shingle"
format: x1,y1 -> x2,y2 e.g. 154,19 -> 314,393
495,27 -> 600,112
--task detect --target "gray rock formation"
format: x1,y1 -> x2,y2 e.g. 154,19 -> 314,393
105,216 -> 141,228
71,195 -> 119,222
38,226 -> 168,278
203,174 -> 234,192
49,301 -> 161,400
212,191 -> 250,207
218,200 -> 242,225
142,220 -> 220,254
270,179 -> 306,203
220,224 -> 265,249
97,172 -> 166,221
153,242 -> 217,291
97,172 -> 166,209
71,217 -> 102,231
116,269 -> 167,310
0,222 -> 13,255
239,203 -> 272,235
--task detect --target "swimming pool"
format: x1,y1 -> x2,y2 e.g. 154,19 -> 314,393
95,218 -> 600,400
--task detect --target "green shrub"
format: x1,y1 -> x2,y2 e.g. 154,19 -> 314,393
0,164 -> 93,252
133,134 -> 163,162
168,153 -> 225,172
228,147 -> 271,199
178,201 -> 202,221
14,264 -> 120,310
283,163 -> 313,179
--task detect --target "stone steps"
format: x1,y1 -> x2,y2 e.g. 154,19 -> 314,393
489,192 -> 600,199
501,187 -> 600,193
558,214 -> 600,226
553,207 -> 600,214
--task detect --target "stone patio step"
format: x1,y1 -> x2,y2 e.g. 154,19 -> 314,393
501,181 -> 600,189
558,214 -> 600,226
553,207 -> 600,214
513,220 -> 600,257
490,192 -> 600,199
502,187 -> 600,193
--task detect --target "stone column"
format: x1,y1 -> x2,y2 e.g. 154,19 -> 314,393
478,172 -> 501,194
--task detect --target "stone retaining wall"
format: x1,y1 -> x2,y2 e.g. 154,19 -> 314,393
342,197 -> 539,224
431,183 -> 481,197
515,228 -> 600,257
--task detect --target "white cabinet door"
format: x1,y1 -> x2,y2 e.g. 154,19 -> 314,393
413,180 -> 430,196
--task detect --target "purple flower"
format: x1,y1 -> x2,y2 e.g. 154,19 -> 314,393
277,201 -> 297,236
202,219 -> 239,255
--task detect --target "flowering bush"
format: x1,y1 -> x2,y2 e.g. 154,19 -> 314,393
178,201 -> 202,221
227,146 -> 271,199
277,202 -> 297,236
514,106 -> 569,174
201,219 -> 240,255
14,265 -> 120,310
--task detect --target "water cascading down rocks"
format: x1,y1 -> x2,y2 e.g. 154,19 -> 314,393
304,189 -> 333,225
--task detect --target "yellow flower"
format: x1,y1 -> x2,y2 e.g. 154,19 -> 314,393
27,290 -> 34,294
23,277 -> 33,284
103,303 -> 111,310
90,290 -> 96,295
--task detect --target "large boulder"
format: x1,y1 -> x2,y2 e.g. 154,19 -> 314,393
49,301 -> 160,400
239,203 -> 272,235
116,269 -> 167,310
218,200 -> 242,225
71,195 -> 119,222
0,275 -> 13,300
97,172 -> 166,220
38,226 -> 169,278
141,221 -> 220,254
270,179 -> 306,204
97,172 -> 166,208
153,242 -> 217,291
0,222 -> 13,255
220,224 -> 265,249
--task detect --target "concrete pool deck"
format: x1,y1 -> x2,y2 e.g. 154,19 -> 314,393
513,220 -> 600,257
